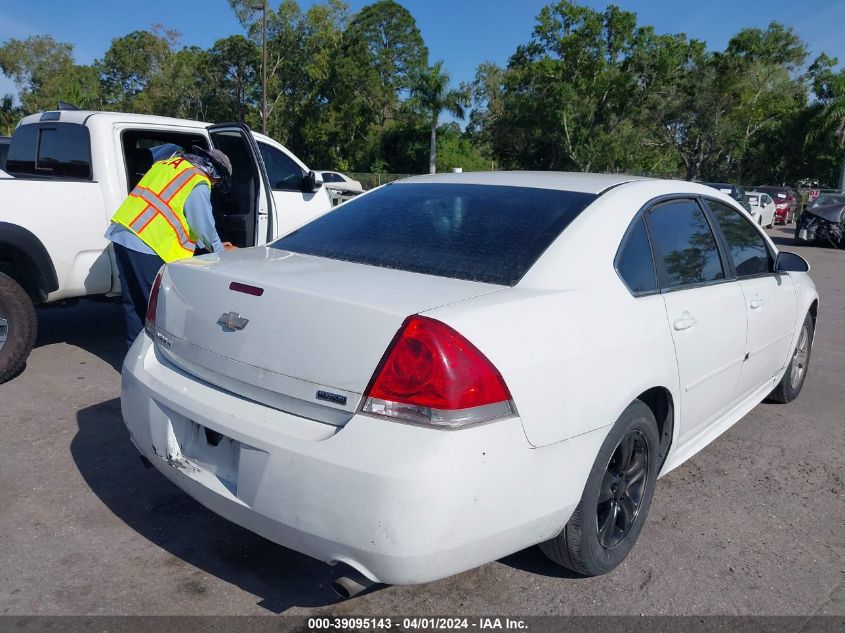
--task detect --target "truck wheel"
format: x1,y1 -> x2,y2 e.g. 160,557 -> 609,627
0,272 -> 37,383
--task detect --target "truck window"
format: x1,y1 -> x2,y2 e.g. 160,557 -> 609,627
120,129 -> 208,192
6,123 -> 93,180
258,142 -> 304,191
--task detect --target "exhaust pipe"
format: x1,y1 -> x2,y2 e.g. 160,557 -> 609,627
331,569 -> 378,599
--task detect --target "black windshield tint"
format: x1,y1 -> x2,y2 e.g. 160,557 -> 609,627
272,183 -> 597,286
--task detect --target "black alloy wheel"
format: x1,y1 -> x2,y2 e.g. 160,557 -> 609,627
539,399 -> 660,576
596,430 -> 649,549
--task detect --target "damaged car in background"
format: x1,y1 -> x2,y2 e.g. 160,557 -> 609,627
795,192 -> 845,248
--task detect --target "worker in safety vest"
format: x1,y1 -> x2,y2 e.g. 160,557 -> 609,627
105,146 -> 236,349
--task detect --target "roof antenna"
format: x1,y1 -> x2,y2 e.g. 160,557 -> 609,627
56,101 -> 79,111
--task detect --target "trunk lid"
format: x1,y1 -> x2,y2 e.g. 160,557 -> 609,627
154,246 -> 504,424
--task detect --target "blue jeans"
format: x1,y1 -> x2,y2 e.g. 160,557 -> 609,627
113,243 -> 164,350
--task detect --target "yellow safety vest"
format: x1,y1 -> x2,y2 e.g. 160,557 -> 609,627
111,157 -> 211,263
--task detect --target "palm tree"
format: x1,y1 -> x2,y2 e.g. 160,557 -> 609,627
805,92 -> 845,189
412,61 -> 469,174
1,95 -> 20,136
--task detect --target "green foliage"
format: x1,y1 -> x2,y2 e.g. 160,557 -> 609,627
0,1 -> 842,184
100,30 -> 172,111
206,35 -> 260,124
1,94 -> 24,135
435,123 -> 489,172
0,35 -> 100,112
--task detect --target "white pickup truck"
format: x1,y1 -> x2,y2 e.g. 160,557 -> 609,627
0,109 -> 333,382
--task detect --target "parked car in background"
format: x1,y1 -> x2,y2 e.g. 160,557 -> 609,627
319,170 -> 363,193
746,191 -> 776,227
701,182 -> 753,214
795,192 -> 845,248
122,172 -> 817,587
319,170 -> 364,206
754,186 -> 797,224
0,109 -> 332,382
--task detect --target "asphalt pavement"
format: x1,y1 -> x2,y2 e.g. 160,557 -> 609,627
0,226 -> 842,616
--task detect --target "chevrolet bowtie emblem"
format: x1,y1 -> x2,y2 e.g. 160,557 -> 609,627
217,312 -> 249,331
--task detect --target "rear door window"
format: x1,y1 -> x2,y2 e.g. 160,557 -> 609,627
7,123 -> 92,180
646,199 -> 725,289
273,183 -> 597,286
705,199 -> 773,277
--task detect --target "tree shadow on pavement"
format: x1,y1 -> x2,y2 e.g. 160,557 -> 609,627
71,398 -> 351,613
35,299 -> 125,372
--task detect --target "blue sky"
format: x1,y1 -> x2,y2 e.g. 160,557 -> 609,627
1,0 -> 843,107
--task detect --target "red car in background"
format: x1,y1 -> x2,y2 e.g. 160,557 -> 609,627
755,186 -> 797,224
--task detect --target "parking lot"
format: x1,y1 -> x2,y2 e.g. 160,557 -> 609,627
0,226 -> 842,616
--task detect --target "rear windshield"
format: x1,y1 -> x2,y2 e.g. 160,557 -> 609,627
272,182 -> 597,286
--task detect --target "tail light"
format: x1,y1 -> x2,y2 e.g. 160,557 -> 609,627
361,315 -> 515,429
144,270 -> 164,336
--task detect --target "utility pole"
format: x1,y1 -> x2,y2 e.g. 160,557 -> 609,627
262,0 -> 267,135
252,1 -> 268,135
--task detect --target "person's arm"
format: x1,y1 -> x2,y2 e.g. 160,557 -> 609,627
183,183 -> 225,253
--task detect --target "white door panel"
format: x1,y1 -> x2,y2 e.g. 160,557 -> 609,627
736,274 -> 796,397
662,283 -> 747,443
271,189 -> 332,238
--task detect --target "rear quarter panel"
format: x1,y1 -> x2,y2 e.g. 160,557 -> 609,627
426,180 -> 694,449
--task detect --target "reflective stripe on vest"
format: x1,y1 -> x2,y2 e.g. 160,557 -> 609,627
110,158 -> 211,263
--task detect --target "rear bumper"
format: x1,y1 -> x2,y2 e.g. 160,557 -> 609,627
121,334 -> 606,585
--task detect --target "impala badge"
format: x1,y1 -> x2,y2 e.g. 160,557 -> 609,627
217,312 -> 249,331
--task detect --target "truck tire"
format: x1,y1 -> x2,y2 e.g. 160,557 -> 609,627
0,271 -> 37,383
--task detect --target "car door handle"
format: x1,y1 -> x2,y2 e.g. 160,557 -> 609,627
750,298 -> 765,309
673,313 -> 697,331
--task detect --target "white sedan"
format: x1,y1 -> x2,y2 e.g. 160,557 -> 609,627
319,170 -> 364,193
746,190 -> 777,228
121,172 -> 818,586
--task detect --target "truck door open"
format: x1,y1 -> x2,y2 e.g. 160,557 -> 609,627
206,123 -> 275,247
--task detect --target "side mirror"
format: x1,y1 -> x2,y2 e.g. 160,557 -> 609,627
302,170 -> 323,193
774,251 -> 810,273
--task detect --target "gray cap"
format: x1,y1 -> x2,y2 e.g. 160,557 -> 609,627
191,145 -> 233,180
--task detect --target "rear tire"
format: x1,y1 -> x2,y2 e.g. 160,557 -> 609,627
539,400 -> 660,576
769,312 -> 813,403
0,272 -> 37,383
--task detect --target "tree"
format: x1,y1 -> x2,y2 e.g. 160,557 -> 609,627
718,22 -> 807,180
1,95 -> 23,135
338,0 -> 427,130
434,122 -> 490,172
464,61 -> 505,161
0,35 -> 100,112
804,56 -> 845,189
411,61 -> 468,173
99,30 -> 172,111
207,35 -> 260,123
484,2 -> 645,172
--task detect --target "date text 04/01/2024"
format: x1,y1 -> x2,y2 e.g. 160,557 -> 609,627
307,617 -> 528,630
